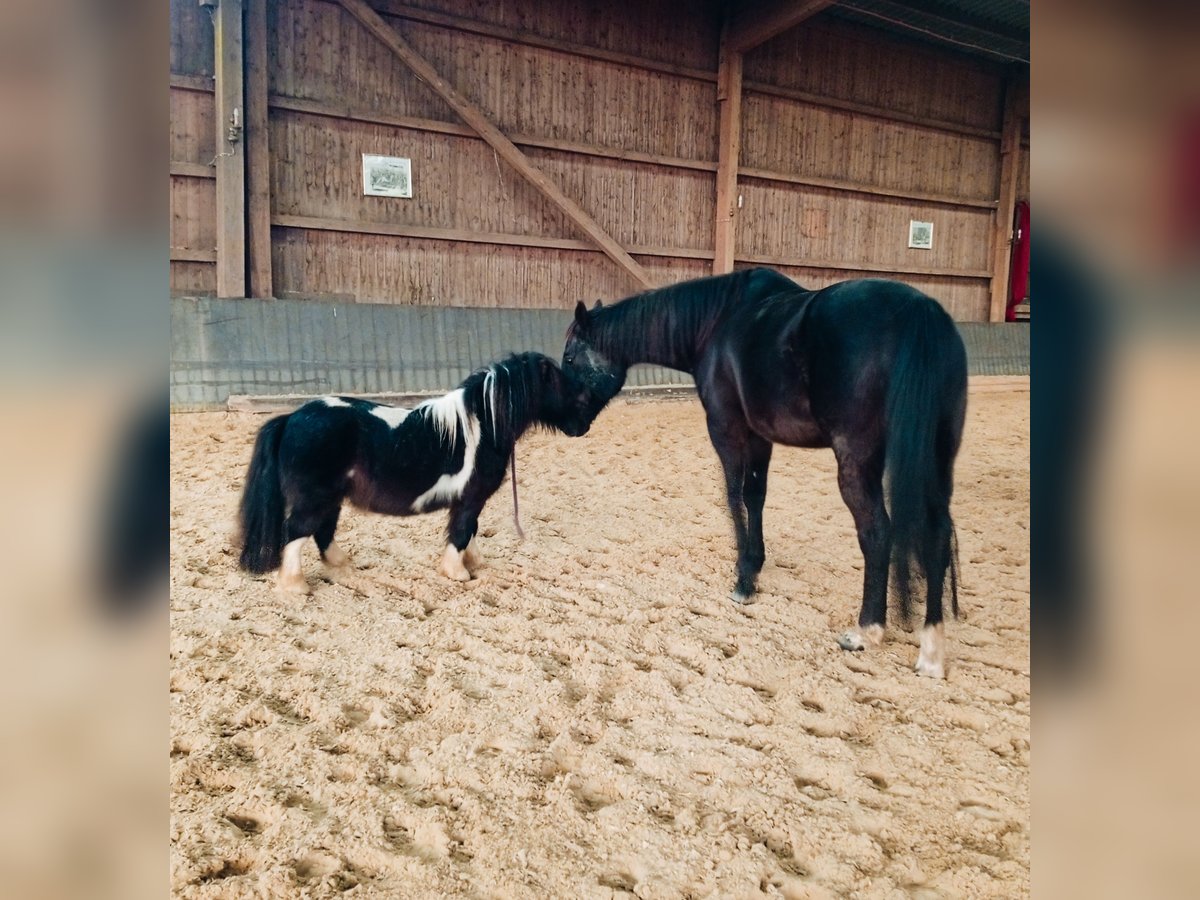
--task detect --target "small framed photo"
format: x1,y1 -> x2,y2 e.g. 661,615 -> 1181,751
362,154 -> 412,198
908,220 -> 933,249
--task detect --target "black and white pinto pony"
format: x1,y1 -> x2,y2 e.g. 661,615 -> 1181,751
237,352 -> 593,592
563,268 -> 967,678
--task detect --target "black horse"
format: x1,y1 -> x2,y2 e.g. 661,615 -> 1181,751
563,268 -> 967,678
237,352 -> 593,593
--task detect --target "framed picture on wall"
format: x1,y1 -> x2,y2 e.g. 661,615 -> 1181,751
908,220 -> 934,249
362,154 -> 413,198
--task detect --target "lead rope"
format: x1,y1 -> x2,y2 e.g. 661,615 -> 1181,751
510,449 -> 525,540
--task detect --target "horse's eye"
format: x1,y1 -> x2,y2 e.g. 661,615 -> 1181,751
564,354 -> 574,365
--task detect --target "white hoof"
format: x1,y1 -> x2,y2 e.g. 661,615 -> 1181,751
462,537 -> 482,571
837,623 -> 884,651
276,572 -> 311,595
915,623 -> 945,679
439,544 -> 472,582
730,590 -> 754,605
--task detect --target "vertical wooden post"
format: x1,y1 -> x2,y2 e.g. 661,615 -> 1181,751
988,81 -> 1024,322
713,22 -> 743,275
215,0 -> 246,298
245,0 -> 272,298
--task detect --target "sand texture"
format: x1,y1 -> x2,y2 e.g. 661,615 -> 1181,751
171,392 -> 1029,898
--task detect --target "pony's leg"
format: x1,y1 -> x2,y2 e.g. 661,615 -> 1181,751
705,412 -> 754,603
832,443 -> 891,651
276,499 -> 334,594
440,500 -> 482,581
915,510 -> 953,679
462,536 -> 482,570
742,435 -> 774,590
314,508 -> 351,571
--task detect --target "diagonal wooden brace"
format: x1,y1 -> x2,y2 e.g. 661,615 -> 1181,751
336,0 -> 655,291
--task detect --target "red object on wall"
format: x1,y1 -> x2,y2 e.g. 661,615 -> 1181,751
1006,201 -> 1030,321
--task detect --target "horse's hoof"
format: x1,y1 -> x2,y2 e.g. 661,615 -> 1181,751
915,658 -> 945,680
838,630 -> 865,651
915,623 -> 945,679
838,624 -> 884,651
730,590 -> 754,605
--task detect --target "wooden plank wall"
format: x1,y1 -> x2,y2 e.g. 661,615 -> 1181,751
170,0 -> 1019,320
740,18 -> 1005,321
170,0 -> 217,294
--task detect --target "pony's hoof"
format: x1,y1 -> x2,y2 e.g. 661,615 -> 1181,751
838,624 -> 884,651
915,658 -> 945,680
275,573 -> 311,595
730,590 -> 754,605
439,545 -> 472,582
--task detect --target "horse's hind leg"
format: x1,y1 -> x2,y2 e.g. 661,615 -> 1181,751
833,442 -> 891,652
314,507 -> 352,571
915,509 -> 953,679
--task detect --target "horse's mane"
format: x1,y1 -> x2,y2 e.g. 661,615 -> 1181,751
459,351 -> 563,448
568,268 -> 798,367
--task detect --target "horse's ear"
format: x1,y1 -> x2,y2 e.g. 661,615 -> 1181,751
592,299 -> 603,310
573,300 -> 590,331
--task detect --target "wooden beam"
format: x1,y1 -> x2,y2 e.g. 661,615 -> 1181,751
170,73 -> 215,93
334,0 -> 654,290
275,214 -> 991,278
170,161 -> 216,179
739,168 -> 997,210
713,23 -> 743,275
988,81 -> 1025,321
245,0 -> 273,298
745,80 -> 1002,141
269,94 -> 718,173
324,0 -> 715,84
272,214 -> 710,260
214,0 -> 246,298
727,0 -> 834,53
170,248 -> 218,263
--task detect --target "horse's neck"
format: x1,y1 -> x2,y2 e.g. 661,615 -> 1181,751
601,290 -> 729,372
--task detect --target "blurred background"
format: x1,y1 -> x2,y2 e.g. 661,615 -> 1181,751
0,0 -> 1197,895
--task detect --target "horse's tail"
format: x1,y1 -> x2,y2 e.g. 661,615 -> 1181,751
237,414 -> 290,573
884,297 -> 967,622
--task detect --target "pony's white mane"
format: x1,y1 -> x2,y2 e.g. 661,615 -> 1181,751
481,362 -> 509,434
417,388 -> 468,451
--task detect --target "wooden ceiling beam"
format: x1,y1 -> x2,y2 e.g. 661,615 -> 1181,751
335,0 -> 655,291
727,0 -> 835,53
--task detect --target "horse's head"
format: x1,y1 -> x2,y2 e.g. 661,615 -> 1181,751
563,300 -> 626,421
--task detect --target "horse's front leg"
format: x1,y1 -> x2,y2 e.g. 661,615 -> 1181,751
706,415 -> 756,604
440,489 -> 492,582
832,442 -> 891,652
742,434 -> 774,592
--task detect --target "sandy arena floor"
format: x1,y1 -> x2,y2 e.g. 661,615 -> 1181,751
170,391 -> 1029,899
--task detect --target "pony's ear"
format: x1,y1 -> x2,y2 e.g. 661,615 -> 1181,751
592,299 -> 603,310
573,300 -> 591,331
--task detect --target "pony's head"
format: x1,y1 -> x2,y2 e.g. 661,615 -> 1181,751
563,300 -> 626,419
480,352 -> 596,441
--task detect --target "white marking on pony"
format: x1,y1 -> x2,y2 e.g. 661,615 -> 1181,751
411,389 -> 482,512
483,364 -> 506,433
322,396 -> 351,408
439,543 -> 471,581
277,538 -> 309,593
915,623 -> 946,679
462,536 -> 482,571
837,623 -> 885,651
369,404 -> 411,428
322,541 -> 350,569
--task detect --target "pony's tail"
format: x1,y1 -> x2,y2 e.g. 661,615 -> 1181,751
237,414 -> 290,573
884,299 -> 967,623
